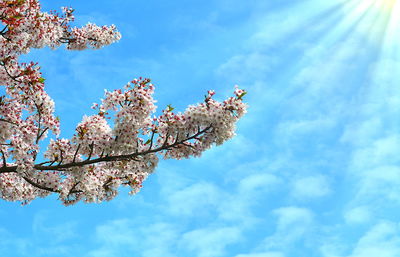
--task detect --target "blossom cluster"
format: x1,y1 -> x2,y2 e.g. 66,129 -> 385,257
0,0 -> 247,205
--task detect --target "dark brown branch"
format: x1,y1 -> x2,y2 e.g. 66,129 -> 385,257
174,131 -> 180,144
37,160 -> 53,166
0,61 -> 22,83
181,142 -> 195,149
34,103 -> 42,144
0,149 -> 7,167
0,24 -> 8,34
23,176 -> 59,193
0,126 -> 212,175
162,130 -> 170,147
58,37 -> 76,43
67,181 -> 82,196
57,149 -> 64,166
58,36 -> 98,44
148,130 -> 156,150
87,142 -> 94,160
99,148 -> 105,158
0,165 -> 14,173
36,127 -> 48,143
0,118 -> 16,125
72,144 -> 80,162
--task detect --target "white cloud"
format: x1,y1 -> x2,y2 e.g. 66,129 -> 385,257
218,172 -> 281,227
320,242 -> 346,257
340,117 -> 383,146
350,135 -> 400,172
89,219 -> 178,257
180,226 -> 242,257
32,211 -> 77,243
275,118 -> 336,144
262,206 -> 314,250
215,52 -> 273,83
93,219 -> 136,248
238,173 -> 281,195
355,165 -> 400,203
344,206 -> 371,225
344,132 -> 400,205
347,221 -> 400,257
199,133 -> 261,168
0,226 -> 71,256
0,228 -> 30,256
273,207 -> 314,233
291,175 -> 331,200
166,182 -> 223,216
235,252 -> 285,257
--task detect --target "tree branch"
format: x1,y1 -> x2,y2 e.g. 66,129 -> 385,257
0,126 -> 212,174
0,149 -> 7,167
23,176 -> 59,193
148,130 -> 156,150
0,118 -> 16,125
72,144 -> 80,163
0,61 -> 23,83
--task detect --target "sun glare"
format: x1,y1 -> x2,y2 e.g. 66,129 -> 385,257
380,0 -> 398,12
346,0 -> 400,50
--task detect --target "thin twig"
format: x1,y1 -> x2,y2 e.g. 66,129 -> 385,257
0,149 -> 7,167
23,176 -> 59,193
0,118 -> 16,125
72,144 -> 80,163
57,149 -> 64,166
87,142 -> 94,160
148,130 -> 156,150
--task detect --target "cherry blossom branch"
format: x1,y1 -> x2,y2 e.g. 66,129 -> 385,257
0,118 -> 16,125
0,126 -> 212,195
23,176 -> 59,193
34,102 -> 45,144
72,144 -> 80,162
0,24 -> 8,35
58,37 -> 99,44
36,127 -> 48,143
0,1 -> 247,204
148,130 -> 156,150
40,126 -> 211,171
0,61 -> 23,83
0,166 -> 14,173
0,149 -> 7,167
0,125 -> 211,175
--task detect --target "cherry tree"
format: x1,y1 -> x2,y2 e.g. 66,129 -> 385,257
0,0 -> 247,205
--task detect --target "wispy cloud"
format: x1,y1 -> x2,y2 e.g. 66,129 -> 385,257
264,207 -> 314,249
343,206 -> 371,225
180,226 -> 242,257
235,252 -> 285,257
291,175 -> 332,200
347,221 -> 400,257
89,219 -> 179,257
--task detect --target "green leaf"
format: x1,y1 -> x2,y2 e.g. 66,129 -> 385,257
167,104 -> 174,112
238,91 -> 247,99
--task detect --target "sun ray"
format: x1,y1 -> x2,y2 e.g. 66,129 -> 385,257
379,0 -> 400,58
250,0 -> 400,96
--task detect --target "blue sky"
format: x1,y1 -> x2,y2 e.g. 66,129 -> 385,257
1,0 -> 400,256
